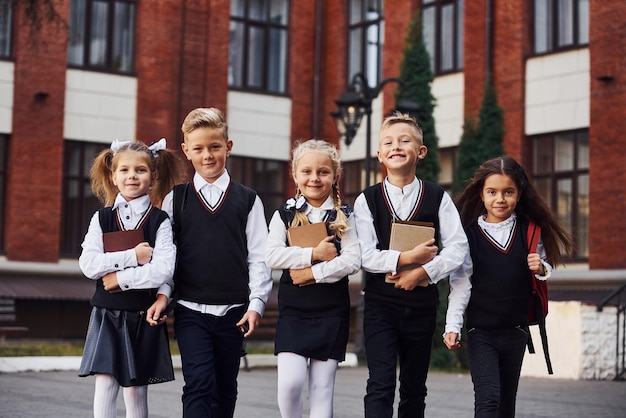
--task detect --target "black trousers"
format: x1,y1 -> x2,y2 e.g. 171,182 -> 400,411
467,327 -> 528,418
363,300 -> 437,418
174,304 -> 245,418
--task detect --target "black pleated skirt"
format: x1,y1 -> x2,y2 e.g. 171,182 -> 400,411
274,315 -> 349,362
79,307 -> 174,387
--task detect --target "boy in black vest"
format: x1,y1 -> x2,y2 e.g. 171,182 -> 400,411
353,113 -> 471,418
153,108 -> 272,418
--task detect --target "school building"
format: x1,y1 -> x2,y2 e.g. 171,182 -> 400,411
0,0 -> 624,377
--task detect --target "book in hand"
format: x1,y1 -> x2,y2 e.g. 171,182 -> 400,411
287,222 -> 328,248
386,221 -> 435,284
102,228 -> 145,252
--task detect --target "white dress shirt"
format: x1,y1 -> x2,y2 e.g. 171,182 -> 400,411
353,177 -> 472,336
79,194 -> 175,297
265,196 -> 361,282
161,170 -> 272,317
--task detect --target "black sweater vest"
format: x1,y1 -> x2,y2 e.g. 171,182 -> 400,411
362,180 -> 444,307
465,219 -> 532,329
91,206 -> 168,311
276,207 -> 350,318
174,181 -> 256,305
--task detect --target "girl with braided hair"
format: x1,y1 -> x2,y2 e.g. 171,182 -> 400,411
265,139 -> 361,418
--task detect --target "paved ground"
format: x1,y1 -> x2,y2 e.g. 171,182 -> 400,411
1,363 -> 625,417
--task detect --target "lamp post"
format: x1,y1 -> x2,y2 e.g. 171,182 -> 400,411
331,72 -> 421,188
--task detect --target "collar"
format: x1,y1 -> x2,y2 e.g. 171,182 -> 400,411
194,170 -> 230,193
112,194 -> 151,213
303,196 -> 335,216
478,212 -> 517,231
384,176 -> 419,195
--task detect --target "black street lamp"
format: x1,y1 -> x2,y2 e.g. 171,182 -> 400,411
331,72 -> 421,188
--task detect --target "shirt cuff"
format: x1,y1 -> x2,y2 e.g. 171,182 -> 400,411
248,297 -> 266,317
535,260 -> 552,281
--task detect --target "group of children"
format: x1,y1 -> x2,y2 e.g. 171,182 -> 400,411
78,107 -> 572,418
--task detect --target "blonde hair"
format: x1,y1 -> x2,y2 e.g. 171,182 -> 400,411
380,112 -> 424,145
181,107 -> 228,141
290,139 -> 349,238
90,141 -> 186,208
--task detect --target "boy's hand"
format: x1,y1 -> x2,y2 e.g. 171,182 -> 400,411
527,253 -> 543,275
102,272 -> 121,292
290,267 -> 316,286
387,266 -> 429,291
443,332 -> 461,350
237,310 -> 260,338
146,294 -> 169,326
135,242 -> 153,265
311,235 -> 337,262
409,238 -> 438,265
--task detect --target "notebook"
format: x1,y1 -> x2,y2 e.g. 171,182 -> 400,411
386,221 -> 435,284
102,228 -> 145,252
287,222 -> 328,248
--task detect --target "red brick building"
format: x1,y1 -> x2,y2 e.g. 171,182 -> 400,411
0,0 -> 624,339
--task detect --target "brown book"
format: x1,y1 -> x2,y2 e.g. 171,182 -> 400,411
287,222 -> 328,248
386,221 -> 435,284
102,228 -> 145,252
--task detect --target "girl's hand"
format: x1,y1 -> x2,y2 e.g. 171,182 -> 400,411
527,253 -> 543,275
290,267 -> 316,286
407,238 -> 438,265
135,242 -> 153,265
102,272 -> 121,292
146,294 -> 169,326
311,235 -> 337,262
443,332 -> 461,350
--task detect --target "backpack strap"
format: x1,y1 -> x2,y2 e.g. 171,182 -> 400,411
527,221 -> 553,374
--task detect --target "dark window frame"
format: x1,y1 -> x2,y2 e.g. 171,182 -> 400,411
532,0 -> 589,55
229,0 -> 290,95
529,129 -> 589,261
67,0 -> 137,74
60,140 -> 107,257
422,0 -> 464,76
0,0 -> 12,59
348,0 -> 384,87
0,134 -> 7,252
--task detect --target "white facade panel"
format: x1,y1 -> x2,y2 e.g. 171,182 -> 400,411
0,61 -> 13,134
432,73 -> 464,148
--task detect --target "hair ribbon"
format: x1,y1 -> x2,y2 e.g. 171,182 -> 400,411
110,139 -> 131,154
148,137 -> 167,157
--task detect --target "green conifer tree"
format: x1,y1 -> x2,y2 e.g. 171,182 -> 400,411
397,11 -> 440,183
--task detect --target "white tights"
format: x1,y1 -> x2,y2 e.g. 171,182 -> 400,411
277,352 -> 339,418
93,374 -> 148,418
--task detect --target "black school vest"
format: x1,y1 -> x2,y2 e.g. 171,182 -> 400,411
465,218 -> 532,329
362,180 -> 443,307
90,206 -> 168,311
173,181 -> 256,305
276,205 -> 350,318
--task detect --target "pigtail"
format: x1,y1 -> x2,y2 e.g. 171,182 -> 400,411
151,148 -> 187,208
328,183 -> 349,239
90,148 -> 117,206
290,189 -> 311,228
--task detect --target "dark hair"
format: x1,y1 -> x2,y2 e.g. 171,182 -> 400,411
455,156 -> 573,266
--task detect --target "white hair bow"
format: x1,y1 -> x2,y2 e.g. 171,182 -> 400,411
148,138 -> 167,157
110,139 -> 131,154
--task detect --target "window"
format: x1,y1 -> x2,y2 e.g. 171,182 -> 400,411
533,0 -> 588,54
229,0 -> 289,94
422,0 -> 464,75
60,141 -> 107,257
0,135 -> 7,252
348,0 -> 384,87
67,0 -> 136,73
227,156 -> 287,222
0,0 -> 11,58
530,129 -> 588,260
342,158 -> 381,206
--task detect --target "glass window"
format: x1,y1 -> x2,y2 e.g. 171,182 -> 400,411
0,134 -> 7,252
422,0 -> 464,75
229,0 -> 289,94
60,141 -> 107,257
68,0 -> 136,73
0,0 -> 11,58
227,156 -> 287,222
348,0 -> 384,88
533,0 -> 588,54
530,129 -> 589,260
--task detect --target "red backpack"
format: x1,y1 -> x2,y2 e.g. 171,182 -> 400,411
526,221 -> 553,374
